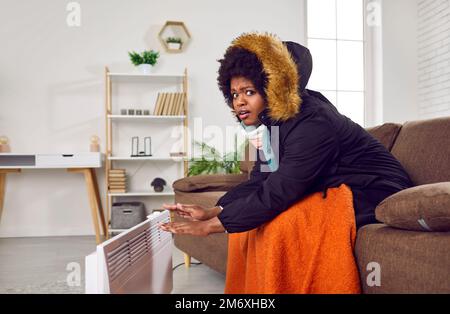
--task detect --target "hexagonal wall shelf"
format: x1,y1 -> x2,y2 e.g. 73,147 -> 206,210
158,21 -> 192,53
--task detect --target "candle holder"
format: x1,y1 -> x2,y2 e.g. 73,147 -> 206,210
0,136 -> 11,153
90,135 -> 100,152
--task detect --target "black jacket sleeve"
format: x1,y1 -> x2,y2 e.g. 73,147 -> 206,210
217,115 -> 340,233
215,158 -> 270,208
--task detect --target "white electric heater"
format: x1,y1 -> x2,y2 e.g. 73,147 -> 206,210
85,210 -> 173,294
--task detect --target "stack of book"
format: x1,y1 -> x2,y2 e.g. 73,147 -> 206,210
153,92 -> 186,116
108,169 -> 127,193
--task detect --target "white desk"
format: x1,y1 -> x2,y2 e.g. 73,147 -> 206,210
0,153 -> 108,244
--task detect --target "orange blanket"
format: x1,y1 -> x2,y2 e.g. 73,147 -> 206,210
225,184 -> 361,294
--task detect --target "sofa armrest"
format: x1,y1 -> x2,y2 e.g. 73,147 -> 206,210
173,173 -> 248,193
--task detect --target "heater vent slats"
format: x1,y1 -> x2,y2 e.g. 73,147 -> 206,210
106,223 -> 170,280
103,213 -> 172,286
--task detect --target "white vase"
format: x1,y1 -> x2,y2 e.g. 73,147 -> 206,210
138,64 -> 152,75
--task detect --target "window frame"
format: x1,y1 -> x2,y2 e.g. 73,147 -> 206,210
303,0 -> 380,127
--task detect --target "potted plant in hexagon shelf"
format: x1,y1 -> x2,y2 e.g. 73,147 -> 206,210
166,37 -> 183,50
128,50 -> 160,74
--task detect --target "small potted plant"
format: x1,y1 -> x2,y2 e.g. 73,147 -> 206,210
166,37 -> 183,50
128,50 -> 160,74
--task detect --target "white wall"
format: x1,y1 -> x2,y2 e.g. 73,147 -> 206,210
380,0 -> 419,124
417,0 -> 450,119
0,0 -> 305,237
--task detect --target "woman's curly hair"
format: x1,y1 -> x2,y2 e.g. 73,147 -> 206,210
217,47 -> 268,109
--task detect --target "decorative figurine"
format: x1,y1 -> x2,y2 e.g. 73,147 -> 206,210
0,136 -> 11,153
90,135 -> 100,152
120,109 -> 127,115
151,177 -> 166,192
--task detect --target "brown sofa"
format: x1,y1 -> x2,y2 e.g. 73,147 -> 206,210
173,117 -> 450,293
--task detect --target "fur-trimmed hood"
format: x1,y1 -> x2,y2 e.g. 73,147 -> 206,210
228,33 -> 313,122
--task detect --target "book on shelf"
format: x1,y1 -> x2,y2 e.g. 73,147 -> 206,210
174,93 -> 182,115
109,177 -> 126,182
156,93 -> 167,115
152,92 -> 186,116
109,189 -> 127,193
157,93 -> 166,116
109,169 -> 125,173
109,173 -> 126,178
169,93 -> 178,115
165,93 -> 174,115
177,93 -> 186,115
109,181 -> 126,186
160,93 -> 168,116
152,93 -> 162,116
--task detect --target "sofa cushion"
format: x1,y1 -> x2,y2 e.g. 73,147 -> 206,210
365,123 -> 402,151
173,174 -> 248,193
376,182 -> 450,232
355,224 -> 450,293
391,117 -> 450,185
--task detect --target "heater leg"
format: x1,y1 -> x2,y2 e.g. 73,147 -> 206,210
184,253 -> 191,268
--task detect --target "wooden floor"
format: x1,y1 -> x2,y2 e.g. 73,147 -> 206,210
0,236 -> 225,294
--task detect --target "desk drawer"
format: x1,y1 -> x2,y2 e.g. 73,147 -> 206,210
36,153 -> 102,168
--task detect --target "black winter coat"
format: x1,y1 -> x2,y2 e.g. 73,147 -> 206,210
216,89 -> 413,233
215,34 -> 413,233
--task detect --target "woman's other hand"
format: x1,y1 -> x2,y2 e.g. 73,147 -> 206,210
162,203 -> 222,221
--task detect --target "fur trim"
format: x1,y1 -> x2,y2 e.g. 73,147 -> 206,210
231,32 -> 301,122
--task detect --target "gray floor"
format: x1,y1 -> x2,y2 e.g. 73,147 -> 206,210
0,236 -> 225,294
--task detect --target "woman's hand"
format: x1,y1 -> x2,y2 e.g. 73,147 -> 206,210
162,203 -> 222,221
159,217 -> 226,237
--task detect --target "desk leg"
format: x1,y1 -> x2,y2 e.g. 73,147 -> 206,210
90,169 -> 108,240
68,168 -> 102,244
84,169 -> 102,244
0,169 -> 21,223
0,173 -> 5,222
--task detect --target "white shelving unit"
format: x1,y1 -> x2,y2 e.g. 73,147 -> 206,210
108,115 -> 186,120
108,156 -> 184,161
104,67 -> 189,235
108,190 -> 176,197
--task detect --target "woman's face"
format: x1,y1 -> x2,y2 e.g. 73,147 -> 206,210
230,76 -> 266,126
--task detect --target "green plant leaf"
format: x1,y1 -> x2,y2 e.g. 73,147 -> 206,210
128,51 -> 143,66
129,50 -> 159,66
187,139 -> 246,176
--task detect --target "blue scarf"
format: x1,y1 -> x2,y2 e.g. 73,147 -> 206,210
240,122 -> 279,172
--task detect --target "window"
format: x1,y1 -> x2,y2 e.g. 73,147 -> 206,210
306,0 -> 366,126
